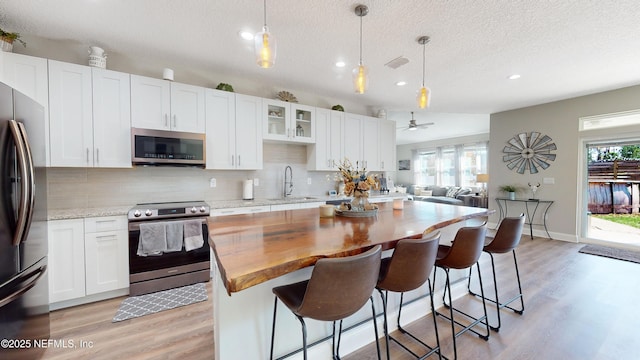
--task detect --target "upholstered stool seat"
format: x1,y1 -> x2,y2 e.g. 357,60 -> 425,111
468,214 -> 525,331
376,231 -> 442,359
270,245 -> 382,360
433,224 -> 489,360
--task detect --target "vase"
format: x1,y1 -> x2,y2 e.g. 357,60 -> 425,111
0,39 -> 13,52
508,192 -> 516,200
350,191 -> 370,211
88,46 -> 107,68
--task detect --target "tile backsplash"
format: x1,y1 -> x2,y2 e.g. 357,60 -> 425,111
47,143 -> 346,210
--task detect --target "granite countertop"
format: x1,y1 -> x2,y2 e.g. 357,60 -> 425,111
47,193 -> 408,220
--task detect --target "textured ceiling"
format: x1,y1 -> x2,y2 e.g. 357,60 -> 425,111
1,0 -> 640,145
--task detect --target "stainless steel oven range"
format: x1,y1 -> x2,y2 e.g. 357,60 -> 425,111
127,201 -> 210,296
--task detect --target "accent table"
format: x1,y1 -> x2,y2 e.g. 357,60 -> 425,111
495,198 -> 553,239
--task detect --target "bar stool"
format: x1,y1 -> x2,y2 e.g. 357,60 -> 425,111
433,224 -> 489,360
269,245 -> 382,360
376,231 -> 442,360
468,214 -> 525,331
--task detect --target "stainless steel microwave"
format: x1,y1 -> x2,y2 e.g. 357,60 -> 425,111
131,128 -> 206,167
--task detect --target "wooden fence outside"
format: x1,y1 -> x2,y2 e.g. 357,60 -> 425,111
588,160 -> 640,214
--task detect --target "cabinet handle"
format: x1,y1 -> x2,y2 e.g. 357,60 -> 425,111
381,161 -> 384,169
238,155 -> 241,167
86,148 -> 90,163
173,114 -> 177,128
164,114 -> 169,127
231,155 -> 235,166
96,148 -> 99,164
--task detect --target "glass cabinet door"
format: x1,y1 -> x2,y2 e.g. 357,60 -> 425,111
263,99 -> 315,143
291,103 -> 314,143
265,100 -> 288,139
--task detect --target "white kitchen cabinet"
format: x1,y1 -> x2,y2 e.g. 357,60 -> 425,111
342,113 -> 380,170
343,113 -> 364,167
206,90 -> 263,170
92,68 -> 132,168
170,82 -> 206,133
48,219 -> 86,303
298,201 -> 325,209
362,116 -> 380,171
270,202 -> 324,211
130,75 -> 205,133
307,108 -> 343,171
49,60 -> 132,168
84,216 -> 129,295
263,99 -> 315,143
378,119 -> 396,171
48,60 -> 93,167
0,52 -> 50,167
209,206 -> 271,217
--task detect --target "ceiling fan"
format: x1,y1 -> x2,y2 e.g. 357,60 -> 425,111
397,112 -> 434,131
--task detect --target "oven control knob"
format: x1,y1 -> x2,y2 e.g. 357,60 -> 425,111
145,209 -> 152,216
133,210 -> 141,217
199,206 -> 206,213
191,206 -> 197,213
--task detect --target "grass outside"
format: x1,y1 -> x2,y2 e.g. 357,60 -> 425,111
592,214 -> 640,229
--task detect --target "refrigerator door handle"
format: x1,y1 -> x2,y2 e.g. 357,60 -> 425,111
8,120 -> 33,246
17,121 -> 35,243
0,264 -> 46,308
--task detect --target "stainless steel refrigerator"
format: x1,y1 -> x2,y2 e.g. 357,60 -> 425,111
0,82 -> 49,359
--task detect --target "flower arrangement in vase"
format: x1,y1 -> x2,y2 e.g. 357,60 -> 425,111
337,158 -> 378,213
0,28 -> 26,52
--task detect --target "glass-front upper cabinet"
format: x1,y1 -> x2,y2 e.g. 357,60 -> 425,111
263,99 -> 314,143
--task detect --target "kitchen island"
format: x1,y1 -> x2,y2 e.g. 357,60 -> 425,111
208,201 -> 493,359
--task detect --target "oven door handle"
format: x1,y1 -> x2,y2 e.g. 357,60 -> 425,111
128,217 -> 207,232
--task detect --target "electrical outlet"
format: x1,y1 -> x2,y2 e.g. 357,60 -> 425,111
307,177 -> 312,185
209,178 -> 216,188
253,178 -> 259,186
543,177 -> 555,184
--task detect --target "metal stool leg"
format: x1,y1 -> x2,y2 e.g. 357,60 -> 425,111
270,297 -> 278,360
468,250 -> 525,330
436,266 -> 490,360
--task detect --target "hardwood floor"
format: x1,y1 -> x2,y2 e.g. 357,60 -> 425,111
345,237 -> 640,360
41,237 -> 640,360
42,282 -> 214,360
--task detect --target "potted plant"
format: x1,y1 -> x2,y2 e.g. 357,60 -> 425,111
499,185 -> 519,200
0,28 -> 26,52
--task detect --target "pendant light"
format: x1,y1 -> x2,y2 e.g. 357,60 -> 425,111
255,0 -> 276,68
353,5 -> 369,94
417,36 -> 431,108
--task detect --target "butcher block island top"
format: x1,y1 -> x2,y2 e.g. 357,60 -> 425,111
208,201 -> 494,294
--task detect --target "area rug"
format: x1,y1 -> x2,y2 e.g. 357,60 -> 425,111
579,244 -> 640,264
112,283 -> 208,322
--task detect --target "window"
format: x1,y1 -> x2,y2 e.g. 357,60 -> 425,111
415,142 -> 487,187
460,144 -> 488,187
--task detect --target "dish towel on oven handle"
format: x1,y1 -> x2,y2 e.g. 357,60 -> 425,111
184,219 -> 203,251
165,221 -> 184,252
137,222 -> 167,256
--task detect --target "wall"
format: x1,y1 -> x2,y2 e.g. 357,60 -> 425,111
395,133 -> 490,186
48,143 -> 343,210
489,84 -> 640,241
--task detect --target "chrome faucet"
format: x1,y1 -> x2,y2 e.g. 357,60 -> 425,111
284,166 -> 293,197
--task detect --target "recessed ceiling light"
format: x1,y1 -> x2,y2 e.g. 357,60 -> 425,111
508,74 -> 521,80
335,61 -> 346,68
239,31 -> 254,40
396,81 -> 407,86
